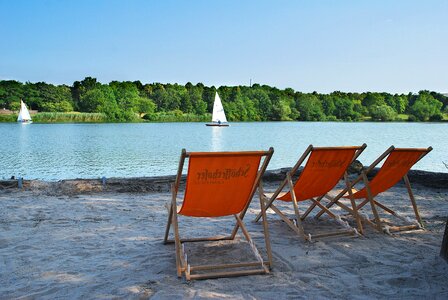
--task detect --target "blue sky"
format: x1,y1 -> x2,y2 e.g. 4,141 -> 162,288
0,0 -> 447,93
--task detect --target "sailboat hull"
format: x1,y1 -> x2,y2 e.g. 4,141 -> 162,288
205,123 -> 230,127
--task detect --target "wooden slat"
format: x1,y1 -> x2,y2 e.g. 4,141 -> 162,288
312,144 -> 366,151
186,150 -> 271,157
393,147 -> 432,152
188,268 -> 268,280
311,230 -> 355,239
164,235 -> 233,244
387,224 -> 421,232
190,261 -> 267,272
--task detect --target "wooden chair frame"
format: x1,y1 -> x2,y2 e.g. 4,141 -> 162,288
316,146 -> 433,234
164,148 -> 274,280
254,144 -> 366,241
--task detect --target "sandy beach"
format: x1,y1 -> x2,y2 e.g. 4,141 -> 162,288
1,178 -> 447,299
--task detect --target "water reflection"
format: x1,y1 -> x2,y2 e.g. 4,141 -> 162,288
210,127 -> 224,152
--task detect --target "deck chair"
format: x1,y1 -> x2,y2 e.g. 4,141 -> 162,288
254,144 -> 367,241
164,148 -> 274,280
316,146 -> 432,234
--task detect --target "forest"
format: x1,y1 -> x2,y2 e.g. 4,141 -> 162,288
1,77 -> 447,122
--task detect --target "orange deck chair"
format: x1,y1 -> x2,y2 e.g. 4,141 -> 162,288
164,148 -> 274,280
316,146 -> 432,234
254,144 -> 367,241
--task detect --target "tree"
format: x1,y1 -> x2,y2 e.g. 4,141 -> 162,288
0,80 -> 24,109
1,78 -> 446,123
385,94 -> 408,114
296,94 -> 324,121
248,88 -> 272,121
334,96 -> 355,121
137,98 -> 156,117
409,93 -> 443,121
110,81 -> 141,112
80,86 -> 109,113
188,86 -> 207,115
362,92 -> 386,110
370,105 -> 397,121
72,77 -> 101,111
321,95 -> 336,117
25,82 -> 73,112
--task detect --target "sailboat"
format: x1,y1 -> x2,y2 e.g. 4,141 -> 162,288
17,100 -> 32,123
206,92 -> 229,127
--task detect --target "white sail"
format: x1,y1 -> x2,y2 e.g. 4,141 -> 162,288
211,92 -> 228,123
17,100 -> 32,122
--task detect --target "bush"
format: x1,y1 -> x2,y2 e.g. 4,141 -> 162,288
370,105 -> 397,121
429,113 -> 443,121
409,93 -> 443,121
325,115 -> 339,121
408,115 -> 417,122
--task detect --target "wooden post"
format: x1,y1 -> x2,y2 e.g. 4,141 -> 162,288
441,218 -> 448,262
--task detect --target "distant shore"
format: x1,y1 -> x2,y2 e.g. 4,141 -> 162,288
1,111 -> 448,123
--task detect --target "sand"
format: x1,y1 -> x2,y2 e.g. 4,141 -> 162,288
1,180 -> 447,299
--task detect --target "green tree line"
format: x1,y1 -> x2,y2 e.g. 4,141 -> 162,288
1,77 -> 447,122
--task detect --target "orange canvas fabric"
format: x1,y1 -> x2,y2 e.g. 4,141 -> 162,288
349,150 -> 425,199
278,148 -> 358,202
178,153 -> 262,217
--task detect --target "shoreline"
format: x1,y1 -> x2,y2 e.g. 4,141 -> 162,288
1,168 -> 448,194
2,119 -> 448,124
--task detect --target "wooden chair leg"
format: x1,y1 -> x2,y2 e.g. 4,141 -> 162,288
269,202 -> 307,237
362,171 -> 382,232
258,181 -> 273,268
170,187 -> 183,277
254,180 -> 287,223
403,174 -> 424,228
311,199 -> 337,219
345,173 -> 363,235
356,198 -> 369,211
287,174 -> 307,241
164,203 -> 173,244
302,195 -> 325,220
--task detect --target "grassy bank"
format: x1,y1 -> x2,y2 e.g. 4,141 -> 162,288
32,112 -> 108,123
144,111 -> 210,122
0,111 -> 209,123
0,112 -> 108,123
0,114 -> 17,122
1,111 -> 447,123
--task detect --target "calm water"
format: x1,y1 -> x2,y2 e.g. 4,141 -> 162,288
0,122 -> 446,180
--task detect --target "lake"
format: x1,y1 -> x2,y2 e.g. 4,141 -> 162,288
0,122 -> 446,180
